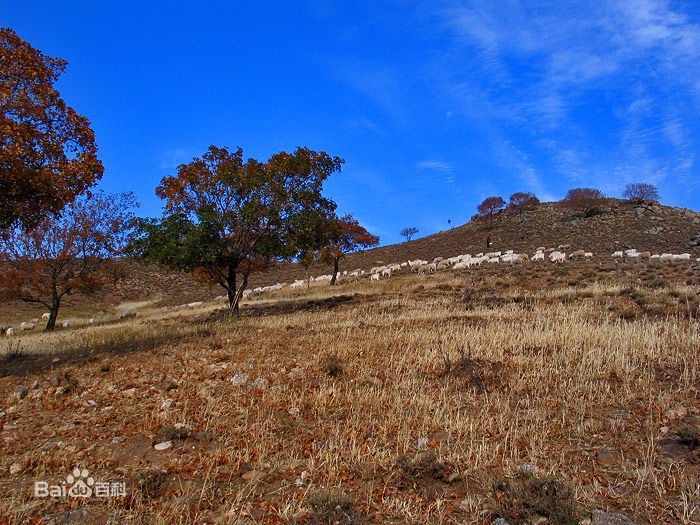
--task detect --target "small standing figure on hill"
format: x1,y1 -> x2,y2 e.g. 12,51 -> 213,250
486,236 -> 492,248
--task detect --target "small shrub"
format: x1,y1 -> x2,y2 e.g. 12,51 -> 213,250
491,474 -> 581,524
307,489 -> 355,524
323,353 -> 344,377
4,341 -> 23,361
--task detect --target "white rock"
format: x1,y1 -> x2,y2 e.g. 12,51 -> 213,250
229,373 -> 249,385
154,441 -> 173,451
9,462 -> 23,475
248,378 -> 268,389
161,398 -> 173,410
416,437 -> 430,450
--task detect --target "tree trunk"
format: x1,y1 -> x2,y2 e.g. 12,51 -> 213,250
45,295 -> 60,331
329,258 -> 339,286
227,266 -> 237,311
231,273 -> 248,317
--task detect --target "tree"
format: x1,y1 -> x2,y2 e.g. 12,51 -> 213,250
0,191 -> 136,330
313,215 -> 379,285
509,191 -> 539,208
623,183 -> 659,202
128,146 -> 343,316
477,196 -> 506,225
401,227 -> 418,242
563,188 -> 605,217
0,27 -> 104,232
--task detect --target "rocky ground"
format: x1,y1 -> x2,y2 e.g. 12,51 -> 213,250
0,259 -> 698,523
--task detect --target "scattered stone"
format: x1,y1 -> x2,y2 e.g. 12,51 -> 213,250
241,470 -> 265,481
3,422 -> 18,430
161,398 -> 173,410
295,470 -> 310,486
112,436 -> 123,443
591,509 -> 636,524
229,373 -> 248,385
596,448 -> 616,466
30,380 -> 40,390
154,441 -> 173,451
9,462 -> 22,475
288,407 -> 300,416
12,387 -> 29,401
518,463 -> 542,476
85,400 -> 97,407
416,437 -> 430,450
248,377 -> 268,389
122,388 -> 137,397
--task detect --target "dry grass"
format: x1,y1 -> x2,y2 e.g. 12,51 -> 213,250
0,268 -> 698,523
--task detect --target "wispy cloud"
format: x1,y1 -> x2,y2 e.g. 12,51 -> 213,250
416,160 -> 453,173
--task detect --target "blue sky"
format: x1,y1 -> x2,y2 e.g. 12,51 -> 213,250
3,1 -> 699,245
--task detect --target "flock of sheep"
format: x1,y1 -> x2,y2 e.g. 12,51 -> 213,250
3,245 -> 699,336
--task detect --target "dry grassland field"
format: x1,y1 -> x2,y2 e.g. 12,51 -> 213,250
0,259 -> 699,524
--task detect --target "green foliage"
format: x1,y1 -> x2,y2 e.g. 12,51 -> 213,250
128,146 -> 343,313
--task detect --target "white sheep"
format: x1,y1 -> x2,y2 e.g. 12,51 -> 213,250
5,327 -> 14,337
371,272 -> 380,281
418,262 -> 437,273
549,251 -> 565,263
436,260 -> 450,271
612,251 -> 624,257
584,252 -> 593,258
532,252 -> 545,261
382,268 -> 392,277
677,253 -> 691,260
20,321 -> 36,331
41,312 -> 50,321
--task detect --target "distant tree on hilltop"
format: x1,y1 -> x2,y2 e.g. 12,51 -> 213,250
623,183 -> 659,202
401,227 -> 418,242
509,192 -> 539,217
477,196 -> 506,226
563,188 -> 605,217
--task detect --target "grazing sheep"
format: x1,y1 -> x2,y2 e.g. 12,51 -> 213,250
119,309 -> 137,319
569,250 -> 585,259
418,263 -> 437,273
532,252 -> 545,261
382,268 -> 392,277
432,257 -> 444,263
187,301 -> 203,308
5,327 -> 14,337
371,272 -> 380,281
625,249 -> 638,255
41,312 -> 50,320
536,246 -> 546,252
612,251 -> 624,257
584,252 -> 593,258
452,261 -> 469,270
558,244 -> 571,250
290,280 -> 305,289
639,252 -> 651,259
437,260 -> 450,271
549,251 -> 566,263
545,248 -> 556,254
242,289 -> 252,298
61,321 -> 70,328
677,253 -> 691,260
487,257 -> 499,264
20,322 -> 36,331
475,253 -> 484,258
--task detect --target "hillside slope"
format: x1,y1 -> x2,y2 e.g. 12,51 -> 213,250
1,198 -> 698,322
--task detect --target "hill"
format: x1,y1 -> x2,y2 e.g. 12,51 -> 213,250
0,198 -> 698,323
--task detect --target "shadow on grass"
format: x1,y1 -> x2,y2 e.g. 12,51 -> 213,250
0,326 -> 213,379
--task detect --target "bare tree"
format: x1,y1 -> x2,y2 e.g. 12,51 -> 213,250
623,183 -> 659,202
400,227 -> 419,242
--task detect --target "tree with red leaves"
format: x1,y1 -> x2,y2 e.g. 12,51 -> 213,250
128,146 -> 343,316
477,196 -> 506,226
0,191 -> 136,330
0,27 -> 103,232
312,215 -> 379,285
563,188 -> 605,216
